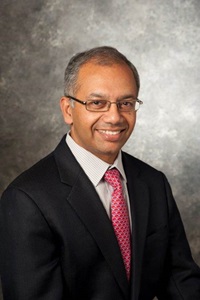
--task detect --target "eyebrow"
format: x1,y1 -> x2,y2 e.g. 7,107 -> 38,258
87,93 -> 136,100
87,93 -> 107,99
118,94 -> 137,100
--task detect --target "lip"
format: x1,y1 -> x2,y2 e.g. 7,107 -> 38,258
98,130 -> 122,135
97,129 -> 125,141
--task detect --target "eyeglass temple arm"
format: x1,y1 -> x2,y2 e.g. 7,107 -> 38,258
65,95 -> 86,105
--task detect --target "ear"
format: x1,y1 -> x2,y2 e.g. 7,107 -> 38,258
60,96 -> 73,125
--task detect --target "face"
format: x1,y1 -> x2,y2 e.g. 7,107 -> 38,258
60,62 -> 138,164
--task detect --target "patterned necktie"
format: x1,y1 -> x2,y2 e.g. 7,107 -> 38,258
104,168 -> 131,280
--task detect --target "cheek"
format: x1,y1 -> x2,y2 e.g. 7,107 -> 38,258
126,113 -> 136,129
72,111 -> 100,133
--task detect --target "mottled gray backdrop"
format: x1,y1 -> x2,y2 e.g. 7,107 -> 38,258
0,0 -> 199,299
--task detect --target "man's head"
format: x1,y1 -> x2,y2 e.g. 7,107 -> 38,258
60,46 -> 142,164
64,46 -> 140,96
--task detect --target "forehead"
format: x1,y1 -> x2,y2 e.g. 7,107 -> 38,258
75,62 -> 137,96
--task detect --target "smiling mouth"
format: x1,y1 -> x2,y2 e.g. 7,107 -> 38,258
98,130 -> 123,135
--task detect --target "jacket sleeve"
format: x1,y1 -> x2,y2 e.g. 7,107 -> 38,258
157,174 -> 200,300
0,187 -> 65,300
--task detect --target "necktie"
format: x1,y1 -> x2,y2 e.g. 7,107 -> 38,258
104,168 -> 131,280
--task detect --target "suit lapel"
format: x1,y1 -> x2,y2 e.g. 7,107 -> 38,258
54,137 -> 129,299
123,153 -> 150,300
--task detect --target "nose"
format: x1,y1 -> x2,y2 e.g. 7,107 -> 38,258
103,102 -> 123,124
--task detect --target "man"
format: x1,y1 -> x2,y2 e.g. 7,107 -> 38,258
0,46 -> 200,300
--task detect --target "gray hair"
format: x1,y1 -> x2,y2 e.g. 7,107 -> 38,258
64,46 -> 140,96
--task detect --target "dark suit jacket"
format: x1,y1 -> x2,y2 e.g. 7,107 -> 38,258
0,136 -> 200,300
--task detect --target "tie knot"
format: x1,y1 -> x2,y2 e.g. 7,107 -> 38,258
104,168 -> 121,189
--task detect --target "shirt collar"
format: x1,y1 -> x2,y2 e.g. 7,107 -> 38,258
66,133 -> 127,187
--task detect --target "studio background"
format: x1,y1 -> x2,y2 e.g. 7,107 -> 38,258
0,0 -> 199,299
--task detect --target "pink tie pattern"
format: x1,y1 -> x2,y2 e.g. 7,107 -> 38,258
104,168 -> 131,280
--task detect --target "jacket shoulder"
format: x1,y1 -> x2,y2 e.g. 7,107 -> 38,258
3,136 -> 70,193
5,151 -> 57,192
122,151 -> 162,176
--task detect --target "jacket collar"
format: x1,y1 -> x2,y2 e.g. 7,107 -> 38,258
122,153 -> 150,300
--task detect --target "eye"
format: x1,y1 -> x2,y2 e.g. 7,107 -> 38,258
88,100 -> 107,109
120,100 -> 134,107
92,100 -> 104,106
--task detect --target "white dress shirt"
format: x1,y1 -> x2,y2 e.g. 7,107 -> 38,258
66,133 -> 132,227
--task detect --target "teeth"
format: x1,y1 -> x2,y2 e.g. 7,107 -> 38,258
99,130 -> 121,135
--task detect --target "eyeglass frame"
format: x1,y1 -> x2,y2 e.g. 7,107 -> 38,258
65,95 -> 143,112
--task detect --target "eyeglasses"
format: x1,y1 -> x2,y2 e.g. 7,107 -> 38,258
65,95 -> 143,112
